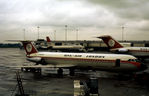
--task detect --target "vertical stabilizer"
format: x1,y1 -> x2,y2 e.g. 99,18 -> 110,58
97,35 -> 123,49
21,41 -> 38,55
46,36 -> 51,42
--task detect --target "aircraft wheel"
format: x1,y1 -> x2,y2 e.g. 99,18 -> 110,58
69,68 -> 75,76
41,59 -> 46,65
35,63 -> 39,65
35,68 -> 41,73
57,68 -> 63,76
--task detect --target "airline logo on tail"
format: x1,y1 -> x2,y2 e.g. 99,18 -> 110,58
97,35 -> 123,49
46,36 -> 51,42
22,41 -> 38,55
26,44 -> 32,53
108,39 -> 115,47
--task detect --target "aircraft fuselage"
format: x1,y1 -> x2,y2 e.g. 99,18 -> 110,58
27,52 -> 143,72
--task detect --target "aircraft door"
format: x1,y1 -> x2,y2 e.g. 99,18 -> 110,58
115,59 -> 120,67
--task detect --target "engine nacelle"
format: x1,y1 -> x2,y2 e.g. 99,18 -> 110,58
27,57 -> 41,63
118,48 -> 129,53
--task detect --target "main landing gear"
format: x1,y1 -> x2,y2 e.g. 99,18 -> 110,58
21,67 -> 41,73
21,67 -> 75,77
57,68 -> 75,76
69,68 -> 75,76
57,68 -> 63,77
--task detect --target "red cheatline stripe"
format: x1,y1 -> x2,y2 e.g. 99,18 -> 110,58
130,50 -> 149,52
111,49 -> 149,52
42,57 -> 115,62
121,61 -> 141,68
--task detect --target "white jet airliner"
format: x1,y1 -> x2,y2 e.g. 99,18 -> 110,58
98,35 -> 149,60
46,36 -> 86,52
20,41 -> 147,75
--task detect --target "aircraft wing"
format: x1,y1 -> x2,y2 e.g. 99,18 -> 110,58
6,40 -> 35,42
10,64 -> 76,69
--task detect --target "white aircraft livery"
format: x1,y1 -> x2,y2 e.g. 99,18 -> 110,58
46,36 -> 85,52
98,35 -> 149,60
21,41 -> 147,74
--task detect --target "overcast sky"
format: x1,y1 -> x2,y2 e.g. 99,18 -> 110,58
0,0 -> 149,43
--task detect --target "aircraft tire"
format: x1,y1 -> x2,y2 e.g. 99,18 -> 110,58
69,68 -> 75,76
57,68 -> 63,77
41,59 -> 46,65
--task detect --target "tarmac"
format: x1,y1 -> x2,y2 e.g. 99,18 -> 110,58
0,48 -> 149,96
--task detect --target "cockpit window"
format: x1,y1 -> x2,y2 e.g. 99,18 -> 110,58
128,59 -> 139,62
135,59 -> 140,62
128,59 -> 131,61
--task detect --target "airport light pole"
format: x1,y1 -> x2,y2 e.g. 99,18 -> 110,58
37,26 -> 40,39
65,25 -> 67,41
23,29 -> 25,40
121,25 -> 125,41
76,29 -> 78,41
54,30 -> 56,40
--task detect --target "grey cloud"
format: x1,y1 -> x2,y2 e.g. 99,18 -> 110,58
87,0 -> 149,20
0,0 -> 149,42
87,0 -> 148,8
87,0 -> 149,36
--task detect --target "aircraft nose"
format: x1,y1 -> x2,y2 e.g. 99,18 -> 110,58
140,63 -> 148,71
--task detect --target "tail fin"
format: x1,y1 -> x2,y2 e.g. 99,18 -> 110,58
21,41 -> 38,55
46,36 -> 51,42
97,35 -> 123,49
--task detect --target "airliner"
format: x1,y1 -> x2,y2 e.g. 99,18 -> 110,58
46,36 -> 86,52
20,41 -> 147,75
98,35 -> 149,60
